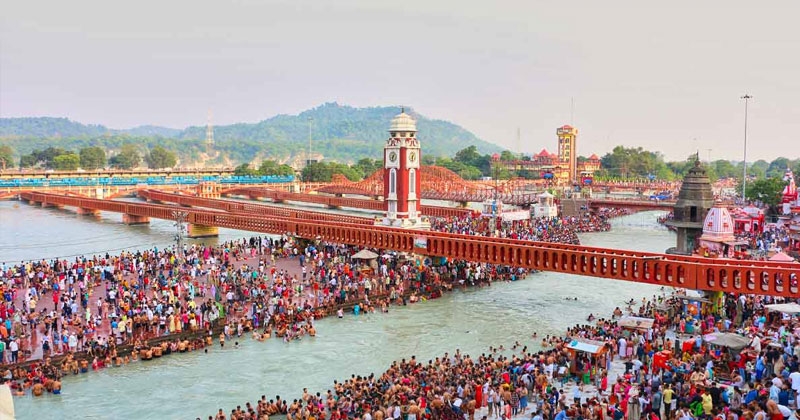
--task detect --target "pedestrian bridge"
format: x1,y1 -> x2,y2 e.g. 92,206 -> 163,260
19,191 -> 800,298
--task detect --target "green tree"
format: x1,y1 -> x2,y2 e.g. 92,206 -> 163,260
713,160 -> 738,179
746,160 -> 769,179
352,158 -> 382,177
79,146 -> 106,169
302,162 -> 333,182
233,163 -> 257,176
0,145 -> 13,170
109,144 -> 141,169
145,146 -> 177,169
258,160 -> 295,176
601,146 -> 673,180
742,177 -> 786,208
499,150 -> 516,161
767,157 -> 791,178
52,153 -> 80,170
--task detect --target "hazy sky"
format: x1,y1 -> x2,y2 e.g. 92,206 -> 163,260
2,1 -> 799,161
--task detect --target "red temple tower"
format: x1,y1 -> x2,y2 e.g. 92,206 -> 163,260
377,109 -> 429,229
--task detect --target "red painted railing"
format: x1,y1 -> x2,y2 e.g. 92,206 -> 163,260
19,191 -> 800,298
224,187 -> 472,218
138,189 -> 374,225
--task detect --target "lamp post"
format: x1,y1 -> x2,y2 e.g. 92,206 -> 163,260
741,94 -> 752,202
172,210 -> 188,267
491,154 -> 500,235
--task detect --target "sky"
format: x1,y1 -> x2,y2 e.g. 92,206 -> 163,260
2,0 -> 799,162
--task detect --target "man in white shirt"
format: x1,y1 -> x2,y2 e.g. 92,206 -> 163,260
789,370 -> 800,408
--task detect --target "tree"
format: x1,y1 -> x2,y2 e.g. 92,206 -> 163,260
742,177 -> 786,208
145,146 -> 177,169
258,160 -> 295,176
713,160 -> 738,179
499,150 -> 516,161
79,146 -> 106,169
601,146 -> 672,180
0,145 -> 13,170
109,144 -> 141,169
352,158 -> 381,177
52,153 -> 80,170
302,162 -> 334,182
767,157 -> 791,178
454,146 -> 481,166
233,163 -> 257,176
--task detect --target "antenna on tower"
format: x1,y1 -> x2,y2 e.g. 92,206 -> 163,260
205,109 -> 214,152
306,116 -> 313,167
516,127 -> 522,158
570,97 -> 575,126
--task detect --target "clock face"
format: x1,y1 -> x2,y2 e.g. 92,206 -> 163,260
409,151 -> 417,162
388,151 -> 397,162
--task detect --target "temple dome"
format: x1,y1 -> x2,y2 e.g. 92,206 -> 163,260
701,203 -> 735,241
389,110 -> 417,132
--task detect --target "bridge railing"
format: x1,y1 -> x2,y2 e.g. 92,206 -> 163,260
19,191 -> 800,298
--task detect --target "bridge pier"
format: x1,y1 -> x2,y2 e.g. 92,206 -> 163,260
76,208 -> 100,216
122,214 -> 150,225
188,224 -> 219,238
41,202 -> 63,209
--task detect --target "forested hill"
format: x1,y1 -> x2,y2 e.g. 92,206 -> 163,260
0,103 -> 501,164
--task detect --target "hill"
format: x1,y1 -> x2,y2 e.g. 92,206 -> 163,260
0,103 -> 502,165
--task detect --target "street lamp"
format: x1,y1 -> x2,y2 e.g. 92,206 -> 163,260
741,94 -> 752,202
172,210 -> 188,266
491,154 -> 500,234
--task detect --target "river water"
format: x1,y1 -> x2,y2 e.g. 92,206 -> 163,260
1,201 -> 672,420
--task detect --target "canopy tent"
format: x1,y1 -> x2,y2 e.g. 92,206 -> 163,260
765,303 -> 800,314
703,332 -> 751,350
769,251 -> 797,262
566,338 -> 606,354
351,249 -> 379,260
618,316 -> 655,331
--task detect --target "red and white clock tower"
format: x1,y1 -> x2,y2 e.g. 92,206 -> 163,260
378,109 -> 429,229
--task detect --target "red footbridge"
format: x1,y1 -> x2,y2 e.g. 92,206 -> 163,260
19,190 -> 799,298
222,187 -> 473,218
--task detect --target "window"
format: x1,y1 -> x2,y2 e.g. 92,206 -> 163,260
690,206 -> 697,222
389,169 -> 397,194
409,169 -> 416,194
408,201 -> 416,217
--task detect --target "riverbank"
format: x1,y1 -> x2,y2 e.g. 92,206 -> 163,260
12,211 -> 676,419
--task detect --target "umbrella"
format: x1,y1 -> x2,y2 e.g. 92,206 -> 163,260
703,332 -> 751,350
351,249 -> 379,260
769,252 -> 797,263
765,303 -> 800,314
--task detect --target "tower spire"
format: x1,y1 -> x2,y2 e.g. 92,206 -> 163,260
205,109 -> 214,152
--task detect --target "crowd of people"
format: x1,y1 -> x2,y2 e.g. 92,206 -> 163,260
203,285 -> 800,420
430,211 -> 630,245
0,229 -> 534,397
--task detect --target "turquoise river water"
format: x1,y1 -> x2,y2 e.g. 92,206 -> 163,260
0,200 -> 671,419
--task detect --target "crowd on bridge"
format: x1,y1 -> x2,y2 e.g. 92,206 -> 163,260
430,211 -> 630,245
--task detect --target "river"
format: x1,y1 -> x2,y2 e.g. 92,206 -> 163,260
1,201 -> 672,419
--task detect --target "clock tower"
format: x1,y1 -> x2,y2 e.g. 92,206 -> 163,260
378,109 -> 429,229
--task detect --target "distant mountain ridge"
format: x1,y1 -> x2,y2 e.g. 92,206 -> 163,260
0,103 -> 502,163
0,117 -> 182,139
